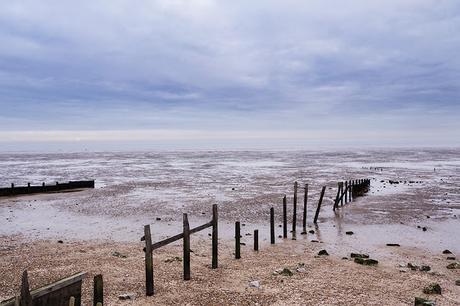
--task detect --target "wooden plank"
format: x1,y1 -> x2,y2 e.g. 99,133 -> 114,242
150,221 -> 212,250
211,204 -> 218,269
183,214 -> 191,280
313,186 -> 326,224
144,225 -> 154,296
93,275 -> 103,306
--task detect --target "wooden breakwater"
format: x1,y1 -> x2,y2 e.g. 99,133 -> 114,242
0,180 -> 95,197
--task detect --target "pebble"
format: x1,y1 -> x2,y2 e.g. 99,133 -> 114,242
118,293 -> 137,300
248,280 -> 260,288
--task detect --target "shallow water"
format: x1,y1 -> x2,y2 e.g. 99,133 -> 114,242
0,149 -> 459,255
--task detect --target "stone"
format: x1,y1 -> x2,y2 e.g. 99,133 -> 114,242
442,249 -> 452,254
118,293 -> 136,300
446,257 -> 456,260
112,251 -> 127,258
310,240 -> 319,243
350,253 -> 369,259
57,240 -> 63,244
420,265 -> 431,272
455,280 -> 460,286
414,297 -> 435,306
249,280 -> 260,288
281,268 -> 293,276
318,250 -> 329,256
386,243 -> 400,247
422,227 -> 427,232
308,230 -> 315,234
300,231 -> 307,235
354,258 -> 378,266
399,268 -> 409,273
446,262 -> 460,269
345,231 -> 354,235
296,267 -> 306,273
156,217 -> 161,221
407,263 -> 418,271
164,256 -> 182,263
423,283 -> 441,294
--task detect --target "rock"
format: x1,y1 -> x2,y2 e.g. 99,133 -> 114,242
423,283 -> 441,294
309,230 -> 315,234
386,243 -> 400,247
407,263 -> 418,271
350,253 -> 369,259
310,240 -> 319,243
249,280 -> 260,288
342,257 -> 348,260
112,251 -> 127,258
118,293 -> 136,300
420,265 -> 431,272
455,280 -> 460,286
422,227 -> 427,232
278,224 -> 282,227
240,242 -> 246,246
300,231 -> 307,235
164,256 -> 182,263
345,231 -> 354,235
296,267 -> 306,273
354,258 -> 378,266
231,187 -> 235,190
446,262 -> 460,269
318,250 -> 329,256
245,233 -> 252,236
399,268 -> 409,273
414,297 -> 435,306
57,240 -> 63,244
278,235 -> 282,238
446,257 -> 456,260
442,249 -> 452,254
280,268 -> 293,276
156,217 -> 161,221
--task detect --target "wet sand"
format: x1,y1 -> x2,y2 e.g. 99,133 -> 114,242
0,149 -> 459,304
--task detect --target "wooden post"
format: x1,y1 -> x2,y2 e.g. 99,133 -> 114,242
302,184 -> 308,232
333,182 -> 340,210
69,296 -> 75,306
20,270 -> 32,306
235,221 -> 241,259
211,204 -> 218,269
144,225 -> 154,296
340,182 -> 344,206
254,229 -> 259,251
344,181 -> 348,203
292,182 -> 297,239
270,207 -> 275,244
282,195 -> 287,238
313,186 -> 326,224
183,213 -> 191,280
93,274 -> 103,306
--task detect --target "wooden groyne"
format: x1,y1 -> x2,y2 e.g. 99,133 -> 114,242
0,180 -> 95,197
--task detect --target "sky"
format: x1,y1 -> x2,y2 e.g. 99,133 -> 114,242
0,0 -> 459,151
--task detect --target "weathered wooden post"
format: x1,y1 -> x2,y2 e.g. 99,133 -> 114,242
254,229 -> 259,251
282,195 -> 287,238
93,274 -> 103,306
27,183 -> 30,193
333,182 -> 340,210
183,213 -> 191,280
211,204 -> 218,269
313,186 -> 327,224
20,270 -> 32,306
69,296 -> 75,306
340,182 -> 344,206
144,225 -> 154,296
302,184 -> 308,233
235,221 -> 241,259
270,207 -> 275,244
344,181 -> 348,203
292,182 -> 298,239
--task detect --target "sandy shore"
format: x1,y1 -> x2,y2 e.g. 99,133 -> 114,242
1,235 -> 459,305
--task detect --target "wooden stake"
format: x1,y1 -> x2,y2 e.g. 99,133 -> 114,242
93,274 -> 103,306
302,184 -> 308,232
282,195 -> 287,238
313,186 -> 327,224
254,229 -> 259,251
292,182 -> 297,239
211,204 -> 218,269
20,270 -> 32,306
144,225 -> 154,296
333,182 -> 340,210
235,221 -> 241,259
270,207 -> 275,244
69,296 -> 75,306
183,213 -> 191,280
344,181 -> 348,203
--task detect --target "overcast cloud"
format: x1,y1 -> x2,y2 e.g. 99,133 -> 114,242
0,0 -> 459,149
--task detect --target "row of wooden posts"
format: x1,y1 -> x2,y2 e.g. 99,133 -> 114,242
142,178 -> 370,296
